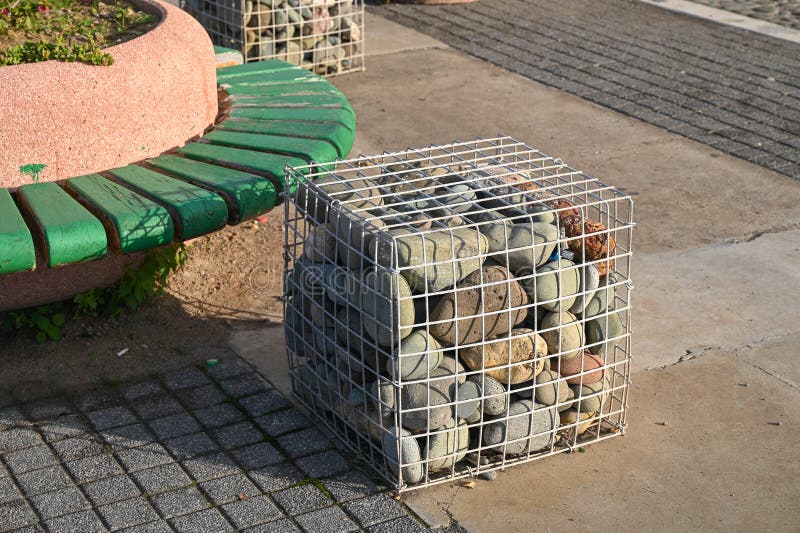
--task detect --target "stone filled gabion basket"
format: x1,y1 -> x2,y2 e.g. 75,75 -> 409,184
283,137 -> 634,491
182,0 -> 364,75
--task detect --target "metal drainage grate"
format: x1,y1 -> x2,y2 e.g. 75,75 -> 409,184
283,137 -> 634,491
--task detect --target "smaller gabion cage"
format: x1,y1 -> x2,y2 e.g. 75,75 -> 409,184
283,137 -> 634,491
182,0 -> 364,75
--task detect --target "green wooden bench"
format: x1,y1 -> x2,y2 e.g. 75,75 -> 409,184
0,57 -> 356,277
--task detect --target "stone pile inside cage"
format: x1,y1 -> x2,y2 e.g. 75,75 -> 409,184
283,138 -> 634,490
183,0 -> 364,75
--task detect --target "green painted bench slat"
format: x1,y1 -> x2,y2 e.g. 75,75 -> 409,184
224,81 -> 344,96
229,106 -> 355,130
65,174 -> 174,254
216,60 -> 304,80
219,68 -> 319,86
223,79 -> 342,97
222,92 -> 349,109
17,182 -> 107,267
108,165 -> 229,240
217,118 -> 352,157
203,130 -> 339,165
147,155 -> 278,223
177,143 -> 308,192
0,189 -> 36,274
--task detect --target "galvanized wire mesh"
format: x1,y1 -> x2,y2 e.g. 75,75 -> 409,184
283,137 -> 634,491
182,0 -> 364,75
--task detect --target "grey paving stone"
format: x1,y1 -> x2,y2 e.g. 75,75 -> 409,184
0,406 -> 26,430
254,409 -> 310,437
212,421 -> 263,450
118,520 -> 173,533
231,442 -> 285,471
130,463 -> 192,495
199,474 -> 260,506
148,413 -> 201,440
0,428 -> 42,452
163,368 -> 210,391
44,509 -> 106,532
272,485 -> 332,516
0,499 -> 38,530
149,486 -> 210,519
276,429 -> 332,459
87,406 -> 138,431
116,443 -> 173,473
83,475 -> 141,507
343,493 -> 407,528
218,374 -> 271,399
102,424 -> 156,451
248,463 -> 305,493
124,381 -> 165,402
295,451 -> 349,479
0,478 -> 20,504
98,497 -> 160,531
30,486 -> 91,520
193,404 -> 246,429
3,444 -> 58,475
177,384 -> 227,410
241,518 -> 301,533
294,505 -> 359,533
169,507 -> 232,532
52,436 -> 105,462
238,390 -> 288,417
221,494 -> 282,529
14,465 -> 71,496
164,432 -> 220,460
39,414 -> 90,442
206,359 -> 252,381
181,452 -> 239,482
375,0 -> 800,181
366,515 -> 428,533
131,396 -> 185,421
73,390 -> 118,413
321,471 -> 379,503
66,454 -> 123,484
23,398 -> 72,421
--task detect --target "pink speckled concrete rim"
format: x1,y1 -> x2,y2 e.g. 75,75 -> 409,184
0,0 -> 217,188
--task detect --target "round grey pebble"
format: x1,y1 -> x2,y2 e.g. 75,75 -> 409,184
483,400 -> 557,455
467,374 -> 508,416
390,330 -> 443,381
453,381 -> 480,420
400,369 -> 455,432
383,427 -> 423,485
423,419 -> 469,472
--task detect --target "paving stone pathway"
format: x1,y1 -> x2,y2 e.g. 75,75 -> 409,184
689,0 -> 800,29
374,0 -> 800,180
0,359 -> 429,532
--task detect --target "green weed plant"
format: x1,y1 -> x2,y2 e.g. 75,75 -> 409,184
0,0 -> 155,66
1,243 -> 188,342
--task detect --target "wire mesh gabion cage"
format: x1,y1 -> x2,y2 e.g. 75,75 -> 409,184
283,137 -> 635,491
182,0 -> 364,75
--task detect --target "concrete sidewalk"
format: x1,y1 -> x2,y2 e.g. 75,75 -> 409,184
237,12 -> 800,531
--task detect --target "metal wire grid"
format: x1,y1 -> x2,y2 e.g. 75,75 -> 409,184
182,0 -> 364,75
282,137 -> 634,491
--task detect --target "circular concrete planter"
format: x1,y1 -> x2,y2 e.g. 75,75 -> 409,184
0,0 -> 218,311
0,0 -> 218,188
